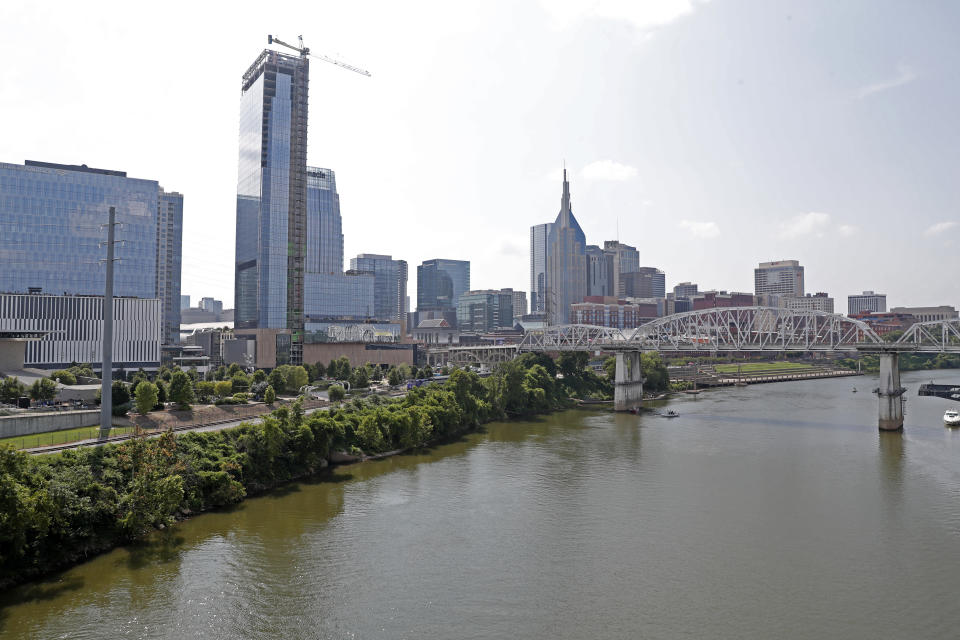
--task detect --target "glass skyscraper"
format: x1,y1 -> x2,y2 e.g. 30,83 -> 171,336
0,160 -> 181,348
417,259 -> 471,312
349,254 -> 408,322
0,161 -> 159,299
546,170 -> 587,325
306,167 -> 343,274
529,222 -> 554,313
235,48 -> 310,364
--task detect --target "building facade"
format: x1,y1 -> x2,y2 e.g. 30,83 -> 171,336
510,290 -> 528,319
306,167 -> 343,274
889,306 -> 960,323
234,48 -> 310,365
782,292 -> 834,313
350,254 -> 408,322
417,259 -> 471,315
754,260 -> 804,297
620,267 -> 665,298
0,293 -> 160,369
546,170 -> 587,325
570,300 -> 643,329
457,289 -> 514,333
692,291 -> 756,310
586,245 -> 612,298
848,291 -> 887,316
603,241 -> 639,298
673,282 -> 698,298
0,160 -> 180,346
529,222 -> 554,313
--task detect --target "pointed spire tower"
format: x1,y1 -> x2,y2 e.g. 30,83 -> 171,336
546,168 -> 587,325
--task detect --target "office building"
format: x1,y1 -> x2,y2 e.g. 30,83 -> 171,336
234,47 -> 310,363
755,260 -> 804,297
180,295 -> 191,309
673,282 -> 698,298
546,170 -> 587,325
307,167 -> 343,274
692,291 -> 755,310
350,254 -> 408,322
417,259 -> 471,313
620,267 -> 665,299
457,289 -> 514,332
199,297 -> 224,319
603,241 -> 639,298
529,222 -> 554,313
889,305 -> 959,323
783,292 -> 834,313
510,290 -> 528,318
0,293 -> 161,370
0,159 -> 181,347
570,300 -> 644,329
848,291 -> 887,316
586,245 -> 613,298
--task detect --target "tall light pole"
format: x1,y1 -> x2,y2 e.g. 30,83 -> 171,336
100,206 -> 118,434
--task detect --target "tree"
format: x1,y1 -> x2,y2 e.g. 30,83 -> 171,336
228,363 -> 243,376
387,367 -> 403,386
328,385 -> 346,403
603,356 -> 616,380
0,377 -> 26,404
276,365 -> 308,393
313,361 -> 327,380
640,352 -> 669,392
49,370 -> 77,385
230,371 -> 251,394
28,378 -> 58,401
264,385 -> 276,405
268,369 -> 286,394
214,380 -> 233,399
252,369 -> 267,383
349,366 -> 369,389
134,381 -> 159,415
154,380 -> 167,408
168,371 -> 194,409
111,380 -> 131,406
196,380 -> 216,403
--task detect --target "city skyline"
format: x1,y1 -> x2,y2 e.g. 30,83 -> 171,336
3,1 -> 959,311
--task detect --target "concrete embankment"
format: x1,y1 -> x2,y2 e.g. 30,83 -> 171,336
0,410 -> 126,438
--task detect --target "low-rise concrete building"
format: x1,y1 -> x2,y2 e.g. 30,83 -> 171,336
889,305 -> 959,323
783,292 -> 835,314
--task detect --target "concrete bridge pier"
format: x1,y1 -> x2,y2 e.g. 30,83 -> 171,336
614,351 -> 644,412
877,351 -> 904,431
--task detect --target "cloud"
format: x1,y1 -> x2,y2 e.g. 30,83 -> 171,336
779,211 -> 831,238
837,224 -> 858,237
581,160 -> 639,182
924,221 -> 959,237
679,219 -> 720,238
541,0 -> 706,31
856,63 -> 917,100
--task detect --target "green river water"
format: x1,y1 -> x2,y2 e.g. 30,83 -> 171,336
2,369 -> 960,639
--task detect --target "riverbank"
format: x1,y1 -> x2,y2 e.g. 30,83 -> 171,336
0,358 -> 571,590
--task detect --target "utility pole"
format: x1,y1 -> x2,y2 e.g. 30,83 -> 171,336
100,206 -> 117,435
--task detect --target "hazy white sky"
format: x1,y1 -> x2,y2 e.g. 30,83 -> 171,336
3,0 -> 958,311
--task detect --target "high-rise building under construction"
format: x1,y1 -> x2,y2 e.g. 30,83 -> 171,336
234,48 -> 310,363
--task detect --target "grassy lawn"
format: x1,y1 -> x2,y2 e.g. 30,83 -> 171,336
0,424 -> 139,450
714,362 -> 815,374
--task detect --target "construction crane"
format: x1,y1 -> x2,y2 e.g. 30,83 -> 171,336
268,34 -> 371,77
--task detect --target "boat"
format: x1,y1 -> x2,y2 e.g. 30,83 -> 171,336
684,389 -> 702,395
944,410 -> 960,427
665,410 -> 679,418
852,387 -> 857,393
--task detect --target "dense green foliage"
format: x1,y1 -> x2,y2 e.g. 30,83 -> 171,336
328,385 -> 346,403
134,381 -> 159,415
168,371 -> 194,409
264,385 -> 275,405
28,378 -> 57,401
0,360 -> 565,587
49,370 -> 77,386
837,352 -> 960,373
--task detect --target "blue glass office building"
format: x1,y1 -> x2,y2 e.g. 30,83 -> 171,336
349,254 -> 408,322
0,161 -> 159,298
235,48 -> 310,366
417,259 -> 471,312
306,167 -> 343,275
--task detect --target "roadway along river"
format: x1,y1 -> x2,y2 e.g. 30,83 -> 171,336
3,369 -> 960,639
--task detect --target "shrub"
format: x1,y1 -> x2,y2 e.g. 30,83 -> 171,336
50,370 -> 77,385
328,385 -> 346,403
264,385 -> 276,405
134,381 -> 159,415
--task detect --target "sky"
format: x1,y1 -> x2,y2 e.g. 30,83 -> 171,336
2,0 -> 958,312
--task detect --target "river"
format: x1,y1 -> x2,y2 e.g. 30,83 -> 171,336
3,369 -> 960,639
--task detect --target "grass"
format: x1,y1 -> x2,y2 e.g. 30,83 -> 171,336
0,424 -> 139,450
714,362 -> 815,374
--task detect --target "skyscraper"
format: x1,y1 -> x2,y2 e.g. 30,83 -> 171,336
848,291 -> 887,315
350,254 -> 408,322
586,245 -> 613,298
529,222 -> 554,313
620,267 -> 665,299
603,240 -> 639,298
235,48 -> 310,363
157,189 -> 183,345
417,259 -> 471,311
546,170 -> 587,325
306,167 -> 343,274
754,260 -> 804,298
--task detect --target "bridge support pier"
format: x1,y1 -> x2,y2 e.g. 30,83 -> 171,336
877,352 -> 904,431
614,351 -> 644,412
